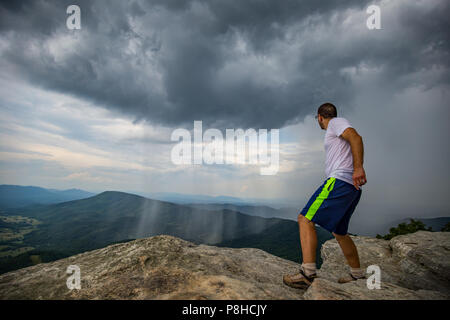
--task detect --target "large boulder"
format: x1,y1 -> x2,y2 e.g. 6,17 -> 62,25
306,231 -> 450,299
390,231 -> 450,292
0,235 -> 305,300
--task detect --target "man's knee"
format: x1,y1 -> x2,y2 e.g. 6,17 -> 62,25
298,213 -> 306,224
298,214 -> 313,226
333,232 -> 348,241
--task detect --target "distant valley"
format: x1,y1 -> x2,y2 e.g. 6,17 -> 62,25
186,203 -> 299,220
1,185 -> 447,276
0,186 -> 332,274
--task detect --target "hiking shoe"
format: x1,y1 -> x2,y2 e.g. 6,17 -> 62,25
283,269 -> 317,289
338,273 -> 366,284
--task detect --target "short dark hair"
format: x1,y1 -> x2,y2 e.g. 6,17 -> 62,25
318,102 -> 337,118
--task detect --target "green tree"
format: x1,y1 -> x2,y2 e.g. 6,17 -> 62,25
376,219 -> 432,240
441,222 -> 450,232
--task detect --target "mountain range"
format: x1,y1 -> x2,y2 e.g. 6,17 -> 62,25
0,187 -> 332,274
0,185 -> 96,210
1,184 -> 448,276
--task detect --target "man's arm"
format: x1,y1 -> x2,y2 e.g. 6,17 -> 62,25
341,127 -> 367,190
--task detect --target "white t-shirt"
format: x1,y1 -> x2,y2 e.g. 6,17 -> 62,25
324,117 -> 354,186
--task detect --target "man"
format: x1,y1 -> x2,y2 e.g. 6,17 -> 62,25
283,102 -> 367,289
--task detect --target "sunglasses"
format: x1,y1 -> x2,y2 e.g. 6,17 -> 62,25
315,115 -> 319,119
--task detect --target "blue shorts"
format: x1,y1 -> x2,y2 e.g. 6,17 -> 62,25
299,177 -> 362,235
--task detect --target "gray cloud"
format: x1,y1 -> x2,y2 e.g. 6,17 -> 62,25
1,0 -> 448,130
1,1 -> 450,237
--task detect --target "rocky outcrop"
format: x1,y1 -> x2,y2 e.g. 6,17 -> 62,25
0,235 -> 305,300
304,278 -> 447,300
0,231 -> 449,300
305,231 -> 450,299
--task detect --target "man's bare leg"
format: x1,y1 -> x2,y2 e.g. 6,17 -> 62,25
333,233 -> 366,282
298,214 -> 317,263
332,233 -> 360,268
282,214 -> 318,288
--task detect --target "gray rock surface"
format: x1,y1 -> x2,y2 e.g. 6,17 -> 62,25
304,278 -> 448,300
306,231 -> 450,299
0,231 -> 449,300
0,235 -> 305,300
390,231 -> 450,292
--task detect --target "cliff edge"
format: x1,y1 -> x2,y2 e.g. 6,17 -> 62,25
0,231 -> 449,300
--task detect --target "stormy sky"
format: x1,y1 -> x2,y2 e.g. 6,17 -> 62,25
0,0 -> 449,233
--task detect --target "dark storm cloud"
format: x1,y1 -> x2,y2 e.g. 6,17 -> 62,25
0,0 -> 449,129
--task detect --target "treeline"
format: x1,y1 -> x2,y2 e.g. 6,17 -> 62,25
0,249 -> 71,275
376,219 -> 450,240
0,238 -> 136,275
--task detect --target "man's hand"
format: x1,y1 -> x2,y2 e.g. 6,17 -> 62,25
353,167 -> 367,190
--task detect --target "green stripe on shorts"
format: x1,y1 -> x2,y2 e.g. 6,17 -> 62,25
305,177 -> 336,221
